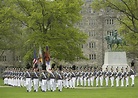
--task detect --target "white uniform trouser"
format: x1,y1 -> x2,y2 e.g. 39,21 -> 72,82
121,77 -> 124,87
26,78 -> 32,92
65,78 -> 69,88
96,77 -> 99,86
90,76 -> 95,86
99,76 -> 103,86
80,77 -> 83,86
87,78 -> 90,86
20,78 -> 24,87
105,77 -> 109,86
4,78 -> 8,85
130,75 -> 135,86
17,78 -> 21,87
77,77 -> 80,86
14,78 -> 18,86
41,79 -> 47,92
69,79 -> 72,88
125,76 -> 129,86
110,77 -> 114,87
72,77 -> 76,88
47,80 -> 50,90
39,81 -> 42,87
84,77 -> 87,86
116,77 -> 119,87
50,79 -> 55,91
57,80 -> 62,91
62,79 -> 66,87
33,78 -> 39,92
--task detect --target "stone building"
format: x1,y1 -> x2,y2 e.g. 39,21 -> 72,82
74,0 -> 119,67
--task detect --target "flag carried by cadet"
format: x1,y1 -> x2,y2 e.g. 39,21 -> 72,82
38,46 -> 43,65
33,49 -> 38,68
44,46 -> 51,73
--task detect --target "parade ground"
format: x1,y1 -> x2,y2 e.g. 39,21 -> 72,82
0,77 -> 138,98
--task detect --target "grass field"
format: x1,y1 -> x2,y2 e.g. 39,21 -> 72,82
0,78 -> 138,98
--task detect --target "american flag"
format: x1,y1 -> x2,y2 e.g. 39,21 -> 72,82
33,49 -> 38,65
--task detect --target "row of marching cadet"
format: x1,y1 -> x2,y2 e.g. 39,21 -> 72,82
2,65 -> 136,92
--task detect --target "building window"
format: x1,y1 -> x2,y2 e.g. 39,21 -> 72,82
89,42 -> 96,48
107,30 -> 114,36
89,54 -> 96,60
110,19 -> 113,24
14,56 -> 21,61
0,56 -> 6,61
106,18 -> 114,24
88,30 -> 95,36
89,20 -> 96,25
4,56 -> 6,61
106,19 -> 109,24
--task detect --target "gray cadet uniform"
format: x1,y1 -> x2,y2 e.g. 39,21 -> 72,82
32,70 -> 39,92
25,70 -> 32,92
130,68 -> 135,87
41,70 -> 48,92
56,71 -> 63,91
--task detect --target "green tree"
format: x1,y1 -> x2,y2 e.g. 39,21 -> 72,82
91,0 -> 138,57
11,0 -> 87,63
0,0 -> 22,57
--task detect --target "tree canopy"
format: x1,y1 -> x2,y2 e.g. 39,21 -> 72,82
0,0 -> 87,63
92,0 -> 138,57
0,0 -> 21,50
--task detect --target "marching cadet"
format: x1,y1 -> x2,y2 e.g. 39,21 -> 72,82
64,69 -> 69,88
83,70 -> 88,87
120,68 -> 126,87
91,68 -> 96,86
41,65 -> 48,92
17,68 -> 21,87
95,68 -> 100,87
8,68 -> 13,86
110,67 -> 115,87
20,68 -> 25,87
76,69 -> 80,86
3,68 -> 8,85
56,71 -> 63,91
10,68 -> 14,86
125,68 -> 129,87
104,67 -> 109,87
79,69 -> 84,86
68,70 -> 73,88
32,68 -> 39,92
99,67 -> 104,87
71,70 -> 76,88
62,69 -> 67,88
49,69 -> 56,91
87,69 -> 92,87
25,68 -> 32,92
130,65 -> 135,87
115,68 -> 121,87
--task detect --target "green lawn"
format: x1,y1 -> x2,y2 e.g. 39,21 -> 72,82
0,78 -> 138,98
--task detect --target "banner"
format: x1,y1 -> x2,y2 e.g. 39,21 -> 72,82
45,46 -> 51,73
